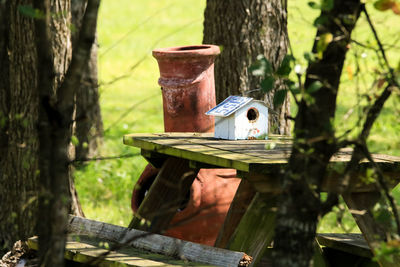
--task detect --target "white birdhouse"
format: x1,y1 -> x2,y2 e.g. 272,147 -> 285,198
206,96 -> 269,140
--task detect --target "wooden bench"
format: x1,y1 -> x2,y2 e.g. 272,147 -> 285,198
28,216 -> 251,267
317,233 -> 379,266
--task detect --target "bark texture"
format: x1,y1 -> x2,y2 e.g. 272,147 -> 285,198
35,0 -> 100,264
0,0 -> 40,252
203,0 -> 290,134
34,0 -> 74,264
272,1 -> 362,266
71,0 -> 103,161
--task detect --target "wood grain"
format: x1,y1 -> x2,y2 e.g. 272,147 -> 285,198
317,233 -> 373,258
123,133 -> 400,174
129,157 -> 198,233
29,235 -> 211,266
67,215 -> 250,267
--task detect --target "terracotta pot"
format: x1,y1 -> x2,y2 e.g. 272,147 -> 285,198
152,45 -> 220,132
131,45 -> 240,246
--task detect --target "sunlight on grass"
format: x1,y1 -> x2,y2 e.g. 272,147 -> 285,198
75,0 -> 400,233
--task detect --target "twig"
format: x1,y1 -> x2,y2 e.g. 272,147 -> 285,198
99,18 -> 200,88
360,84 -> 392,141
103,93 -> 159,133
362,5 -> 396,83
71,152 -> 140,164
99,5 -> 173,58
359,145 -> 400,236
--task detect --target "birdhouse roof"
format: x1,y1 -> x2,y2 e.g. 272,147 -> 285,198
206,95 -> 255,117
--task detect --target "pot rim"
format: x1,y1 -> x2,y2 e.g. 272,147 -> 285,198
152,44 -> 220,59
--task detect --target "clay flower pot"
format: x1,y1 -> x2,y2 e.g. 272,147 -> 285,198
152,44 -> 220,133
132,45 -> 240,246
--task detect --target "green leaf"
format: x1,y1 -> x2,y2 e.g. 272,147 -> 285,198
308,1 -> 320,9
374,0 -> 395,11
277,55 -> 294,76
285,79 -> 300,94
249,55 -> 273,77
306,81 -> 323,94
313,15 -> 329,28
260,76 -> 275,93
321,0 -> 334,11
316,33 -> 333,59
71,135 -> 79,146
304,52 -> 316,62
288,81 -> 301,95
273,90 -> 288,107
264,142 -> 277,150
18,5 -> 44,19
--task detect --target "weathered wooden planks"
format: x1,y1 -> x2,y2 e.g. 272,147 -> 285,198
29,235 -> 210,266
123,133 -> 400,174
317,233 -> 373,258
68,216 -> 250,267
129,157 -> 198,232
242,170 -> 400,193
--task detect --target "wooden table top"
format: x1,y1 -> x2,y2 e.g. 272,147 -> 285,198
123,133 -> 400,174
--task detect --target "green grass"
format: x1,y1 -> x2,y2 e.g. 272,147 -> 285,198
75,0 -> 400,233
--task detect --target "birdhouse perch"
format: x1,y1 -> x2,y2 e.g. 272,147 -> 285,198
206,96 -> 269,140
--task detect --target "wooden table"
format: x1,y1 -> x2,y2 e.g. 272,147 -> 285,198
124,132 -> 400,266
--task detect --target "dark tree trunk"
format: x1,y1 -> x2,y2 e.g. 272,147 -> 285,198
34,0 -> 72,264
203,0 -> 290,134
71,0 -> 103,161
35,0 -> 100,264
272,1 -> 362,266
0,0 -> 40,253
0,0 -> 99,261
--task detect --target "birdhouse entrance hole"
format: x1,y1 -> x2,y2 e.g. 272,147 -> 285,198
247,107 -> 259,122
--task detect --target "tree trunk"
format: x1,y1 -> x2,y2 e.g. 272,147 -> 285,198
71,0 -> 103,161
0,0 -> 40,253
272,1 -> 362,266
34,0 -> 73,264
35,0 -> 100,264
203,0 -> 290,134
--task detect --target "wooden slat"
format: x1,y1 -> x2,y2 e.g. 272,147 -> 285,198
123,133 -> 400,174
215,179 -> 256,248
225,192 -> 278,266
129,157 -> 198,232
243,171 -> 400,193
68,216 -> 250,267
28,235 -> 210,266
317,233 -> 373,258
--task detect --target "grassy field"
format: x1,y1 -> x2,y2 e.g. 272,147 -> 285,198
75,0 -> 400,233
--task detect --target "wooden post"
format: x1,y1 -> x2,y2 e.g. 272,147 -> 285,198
215,179 -> 255,248
225,192 -> 278,266
129,157 -> 198,233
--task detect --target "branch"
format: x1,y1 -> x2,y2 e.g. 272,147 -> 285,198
103,93 -> 159,134
362,5 -> 396,84
320,193 -> 339,216
360,84 -> 392,141
99,18 -> 200,88
359,145 -> 400,236
57,0 -> 101,115
71,153 -> 140,164
339,84 -> 392,192
99,4 -> 173,58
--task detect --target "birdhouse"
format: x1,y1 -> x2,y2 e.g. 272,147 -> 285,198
206,96 -> 268,140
